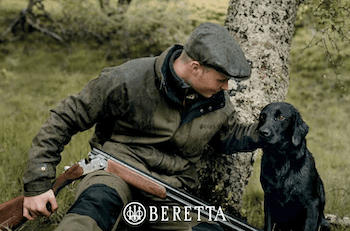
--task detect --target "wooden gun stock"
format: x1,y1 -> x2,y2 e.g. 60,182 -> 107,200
0,163 -> 84,230
106,159 -> 166,199
0,195 -> 25,230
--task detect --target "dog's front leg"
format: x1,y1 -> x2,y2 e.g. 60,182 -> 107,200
264,199 -> 274,231
304,200 -> 320,231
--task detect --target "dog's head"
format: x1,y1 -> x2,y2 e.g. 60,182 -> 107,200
258,102 -> 309,148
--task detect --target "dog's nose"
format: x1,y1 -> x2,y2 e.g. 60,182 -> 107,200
259,128 -> 271,138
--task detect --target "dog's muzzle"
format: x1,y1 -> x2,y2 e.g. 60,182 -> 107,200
259,127 -> 271,139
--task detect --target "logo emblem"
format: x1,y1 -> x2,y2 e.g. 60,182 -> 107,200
122,201 -> 147,226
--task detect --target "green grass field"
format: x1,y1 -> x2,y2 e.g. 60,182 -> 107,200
1,0 -> 349,230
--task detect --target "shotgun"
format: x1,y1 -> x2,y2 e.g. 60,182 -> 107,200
0,148 -> 259,231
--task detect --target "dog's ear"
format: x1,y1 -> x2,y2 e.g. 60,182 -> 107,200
292,111 -> 309,146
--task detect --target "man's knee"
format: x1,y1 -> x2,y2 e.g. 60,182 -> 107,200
68,184 -> 123,231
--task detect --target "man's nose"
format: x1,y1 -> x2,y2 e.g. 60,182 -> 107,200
221,80 -> 229,91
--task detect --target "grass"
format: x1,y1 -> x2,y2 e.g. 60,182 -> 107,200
1,1 -> 350,231
0,39 -> 107,230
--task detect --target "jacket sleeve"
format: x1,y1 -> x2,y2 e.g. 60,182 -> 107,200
22,67 -> 127,196
218,112 -> 260,154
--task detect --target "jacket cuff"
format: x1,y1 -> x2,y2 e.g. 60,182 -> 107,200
24,179 -> 52,197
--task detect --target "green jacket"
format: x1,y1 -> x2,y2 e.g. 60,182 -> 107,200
23,45 -> 259,196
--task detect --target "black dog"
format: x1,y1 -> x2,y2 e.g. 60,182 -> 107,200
258,102 -> 330,231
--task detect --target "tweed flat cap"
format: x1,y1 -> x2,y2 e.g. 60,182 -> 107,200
184,22 -> 251,80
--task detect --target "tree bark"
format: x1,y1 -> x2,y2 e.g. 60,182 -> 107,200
194,0 -> 300,217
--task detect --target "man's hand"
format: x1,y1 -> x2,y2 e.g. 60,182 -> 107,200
23,189 -> 58,220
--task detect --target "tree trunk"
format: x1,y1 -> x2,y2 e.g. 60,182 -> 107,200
194,0 -> 300,217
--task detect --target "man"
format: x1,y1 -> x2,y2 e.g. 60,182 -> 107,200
22,22 -> 259,231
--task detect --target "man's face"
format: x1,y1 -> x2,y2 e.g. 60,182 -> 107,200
190,67 -> 230,98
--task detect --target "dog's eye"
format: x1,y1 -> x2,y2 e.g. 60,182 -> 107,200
259,114 -> 266,121
278,115 -> 285,120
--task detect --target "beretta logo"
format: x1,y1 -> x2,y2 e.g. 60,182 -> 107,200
122,201 -> 227,226
122,201 -> 147,226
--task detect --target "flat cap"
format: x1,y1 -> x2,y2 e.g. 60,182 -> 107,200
184,22 -> 251,80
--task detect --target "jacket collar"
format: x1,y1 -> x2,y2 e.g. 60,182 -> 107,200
155,44 -> 190,105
